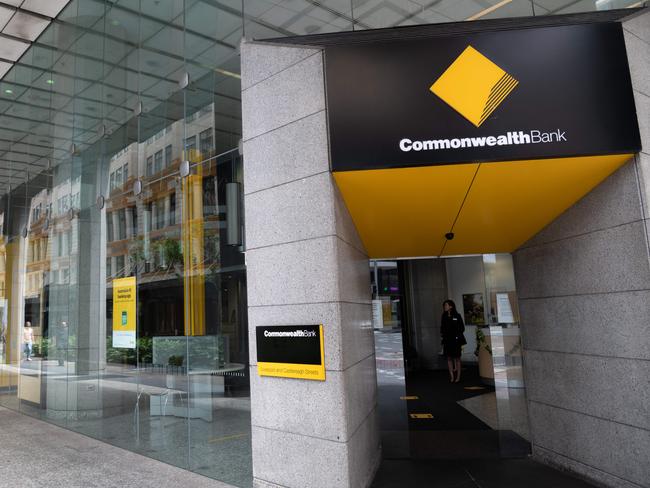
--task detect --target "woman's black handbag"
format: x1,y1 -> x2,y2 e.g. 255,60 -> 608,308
458,334 -> 467,346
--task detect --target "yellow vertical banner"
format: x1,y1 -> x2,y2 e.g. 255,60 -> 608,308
0,239 -> 18,390
182,157 -> 205,337
112,276 -> 136,348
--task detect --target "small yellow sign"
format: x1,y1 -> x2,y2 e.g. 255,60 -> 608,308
258,362 -> 325,381
410,413 -> 434,419
400,396 -> 419,400
112,276 -> 136,349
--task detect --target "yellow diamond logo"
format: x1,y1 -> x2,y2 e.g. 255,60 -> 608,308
430,46 -> 518,128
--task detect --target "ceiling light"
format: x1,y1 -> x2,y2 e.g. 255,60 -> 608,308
45,79 -> 54,84
466,0 -> 513,21
4,89 -> 12,94
214,67 -> 241,79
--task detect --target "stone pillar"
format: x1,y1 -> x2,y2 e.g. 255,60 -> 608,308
512,10 -> 650,488
241,41 -> 381,488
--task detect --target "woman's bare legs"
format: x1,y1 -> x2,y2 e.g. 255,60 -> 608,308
447,357 -> 455,382
454,358 -> 462,382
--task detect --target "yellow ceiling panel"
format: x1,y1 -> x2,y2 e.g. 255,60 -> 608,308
333,154 -> 632,259
443,154 -> 632,255
333,164 -> 479,258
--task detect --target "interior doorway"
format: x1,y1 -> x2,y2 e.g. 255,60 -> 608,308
371,254 -> 530,461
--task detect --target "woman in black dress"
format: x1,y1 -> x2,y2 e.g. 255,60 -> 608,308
441,300 -> 465,383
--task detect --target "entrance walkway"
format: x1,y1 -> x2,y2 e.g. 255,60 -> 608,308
2,385 -> 598,488
0,406 -> 235,488
372,458 -> 598,488
371,330 -> 596,488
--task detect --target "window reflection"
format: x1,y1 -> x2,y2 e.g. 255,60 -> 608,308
0,100 -> 251,487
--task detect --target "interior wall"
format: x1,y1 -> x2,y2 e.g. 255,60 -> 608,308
405,259 -> 447,369
446,256 -> 485,362
512,12 -> 650,488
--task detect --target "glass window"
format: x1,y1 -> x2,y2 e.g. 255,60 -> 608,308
107,212 -> 114,242
57,196 -> 69,215
200,128 -> 213,156
185,135 -> 196,152
65,230 -> 72,255
56,232 -> 63,257
165,144 -> 172,167
146,202 -> 153,232
115,255 -> 125,278
131,207 -> 137,236
169,193 -> 175,226
118,209 -> 126,240
154,150 -> 163,173
155,199 -> 165,230
0,3 -> 250,486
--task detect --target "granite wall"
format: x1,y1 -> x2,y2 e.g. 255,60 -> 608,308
513,10 -> 650,488
241,41 -> 380,488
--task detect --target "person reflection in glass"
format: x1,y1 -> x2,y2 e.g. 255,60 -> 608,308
56,321 -> 68,367
441,300 -> 465,383
23,321 -> 34,362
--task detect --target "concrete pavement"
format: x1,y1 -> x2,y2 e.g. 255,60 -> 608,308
0,406 -> 237,488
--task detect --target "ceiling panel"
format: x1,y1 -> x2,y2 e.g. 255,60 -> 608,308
3,10 -> 50,41
334,154 -> 634,258
333,164 -> 479,258
0,35 -> 31,61
23,0 -> 73,18
444,154 -> 633,254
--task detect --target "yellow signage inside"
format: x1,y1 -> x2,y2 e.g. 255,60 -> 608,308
112,276 -> 137,349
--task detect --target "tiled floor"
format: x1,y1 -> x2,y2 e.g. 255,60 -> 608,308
372,459 -> 598,488
371,330 -> 596,487
458,389 -> 530,441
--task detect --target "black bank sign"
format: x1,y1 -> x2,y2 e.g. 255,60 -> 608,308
325,22 -> 641,171
256,325 -> 325,381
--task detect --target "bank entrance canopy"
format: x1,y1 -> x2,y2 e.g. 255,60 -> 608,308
266,10 -> 643,258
